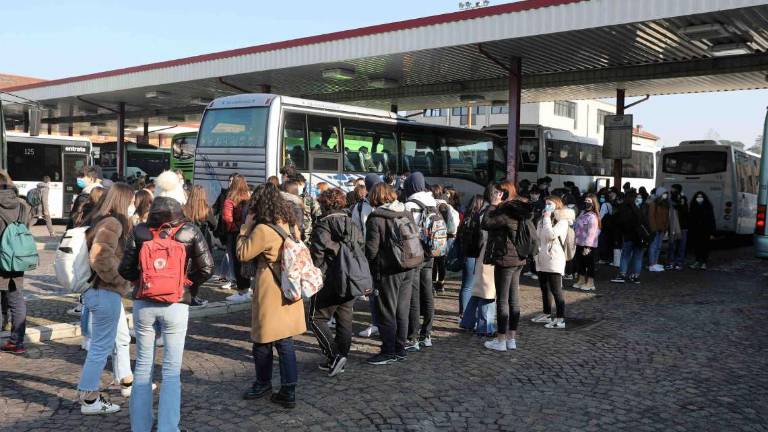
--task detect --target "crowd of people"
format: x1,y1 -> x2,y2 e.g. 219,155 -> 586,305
0,163 -> 720,431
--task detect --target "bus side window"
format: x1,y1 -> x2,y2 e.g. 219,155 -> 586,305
400,126 -> 441,176
308,115 -> 340,153
341,120 -> 397,173
283,112 -> 307,170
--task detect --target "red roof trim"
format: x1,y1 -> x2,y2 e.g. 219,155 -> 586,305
5,0 -> 583,92
633,128 -> 660,140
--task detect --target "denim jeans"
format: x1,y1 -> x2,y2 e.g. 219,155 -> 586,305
619,241 -> 644,276
668,230 -> 688,267
253,338 -> 298,387
368,294 -> 379,327
216,237 -> 235,281
648,232 -> 664,266
459,296 -> 496,335
459,257 -> 477,316
78,288 -> 130,392
130,300 -> 189,432
80,303 -> 91,338
0,280 -> 26,346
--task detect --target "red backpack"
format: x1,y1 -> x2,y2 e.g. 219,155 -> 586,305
134,224 -> 189,303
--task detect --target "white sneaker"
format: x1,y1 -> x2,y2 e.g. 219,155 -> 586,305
530,274 -> 539,280
484,339 -> 507,352
120,382 -> 157,398
648,265 -> 660,272
544,319 -> 566,329
421,336 -> 433,347
523,271 -> 534,278
67,305 -> 83,316
226,291 -> 251,303
328,317 -> 336,329
80,394 -> 120,415
530,314 -> 551,323
358,325 -> 379,337
506,339 -> 517,350
222,281 -> 235,289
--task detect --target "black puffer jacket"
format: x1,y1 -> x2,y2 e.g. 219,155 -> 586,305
365,200 -> 413,275
118,197 -> 214,301
310,209 -> 364,274
615,201 -> 650,244
481,199 -> 533,267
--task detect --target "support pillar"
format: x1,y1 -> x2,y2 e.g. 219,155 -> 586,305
22,110 -> 29,133
390,104 -> 398,114
143,121 -> 149,144
612,89 -> 626,190
117,102 -> 125,178
506,57 -> 522,183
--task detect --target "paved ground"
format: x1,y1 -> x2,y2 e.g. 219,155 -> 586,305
1,234 -> 767,431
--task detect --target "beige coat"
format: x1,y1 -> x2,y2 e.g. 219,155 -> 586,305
471,241 -> 496,300
236,222 -> 306,343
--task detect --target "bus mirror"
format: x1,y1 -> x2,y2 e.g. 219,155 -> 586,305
28,108 -> 42,136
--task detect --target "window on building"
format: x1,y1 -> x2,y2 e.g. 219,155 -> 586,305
554,101 -> 577,119
491,105 -> 509,115
423,108 -> 445,118
596,109 -> 611,133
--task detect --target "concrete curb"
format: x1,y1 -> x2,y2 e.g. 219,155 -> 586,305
0,300 -> 251,345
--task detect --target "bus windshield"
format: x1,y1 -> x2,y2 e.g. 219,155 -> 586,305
198,107 -> 268,148
663,151 -> 727,175
172,135 -> 196,160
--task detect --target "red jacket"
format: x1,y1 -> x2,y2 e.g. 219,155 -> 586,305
222,199 -> 245,233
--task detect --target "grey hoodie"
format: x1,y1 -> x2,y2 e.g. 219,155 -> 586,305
0,188 -> 32,287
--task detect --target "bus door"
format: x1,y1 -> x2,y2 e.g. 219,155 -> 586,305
62,152 -> 88,217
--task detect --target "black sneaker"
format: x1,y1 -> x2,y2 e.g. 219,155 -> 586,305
317,363 -> 330,372
243,382 -> 272,400
190,296 -> 208,307
328,355 -> 347,377
270,386 -> 296,409
405,340 -> 420,352
366,353 -> 396,365
395,350 -> 407,362
610,274 -> 626,283
629,275 -> 641,285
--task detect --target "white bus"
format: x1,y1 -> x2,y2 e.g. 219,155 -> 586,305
193,94 -> 505,204
658,140 -> 759,235
5,132 -> 92,219
484,125 -> 657,193
93,141 -> 171,180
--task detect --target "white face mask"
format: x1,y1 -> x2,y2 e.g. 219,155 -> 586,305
127,204 -> 136,218
696,197 -> 704,204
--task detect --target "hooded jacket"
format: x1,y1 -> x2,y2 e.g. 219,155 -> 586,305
281,191 -> 311,241
481,199 -> 533,268
647,187 -> 670,233
0,188 -> 32,289
310,209 -> 364,274
118,197 -> 215,301
365,200 -> 414,275
404,173 -> 437,228
535,208 -> 576,275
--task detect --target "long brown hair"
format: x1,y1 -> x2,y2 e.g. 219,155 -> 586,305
183,185 -> 210,223
251,183 -> 296,225
226,174 -> 251,207
584,193 -> 602,229
134,189 -> 153,221
546,195 -> 565,211
496,180 -> 517,202
89,183 -> 134,241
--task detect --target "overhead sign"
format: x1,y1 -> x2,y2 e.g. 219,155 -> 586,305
603,114 -> 633,160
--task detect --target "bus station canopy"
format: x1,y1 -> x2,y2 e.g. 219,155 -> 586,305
3,0 -> 768,135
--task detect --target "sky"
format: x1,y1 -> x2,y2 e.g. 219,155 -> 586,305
0,0 -> 765,148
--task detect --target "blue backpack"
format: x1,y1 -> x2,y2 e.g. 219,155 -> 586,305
0,206 -> 38,272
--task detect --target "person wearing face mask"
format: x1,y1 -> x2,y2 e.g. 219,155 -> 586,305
522,189 -> 544,280
666,184 -> 688,271
67,166 -> 105,230
531,196 -> 574,328
596,189 -> 613,265
610,191 -> 650,284
646,187 -> 671,272
481,181 -> 533,350
573,194 -> 601,291
688,191 -> 716,270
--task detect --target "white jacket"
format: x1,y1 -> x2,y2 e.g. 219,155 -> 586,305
435,198 -> 460,236
351,198 -> 373,237
404,191 -> 437,226
534,208 -> 575,275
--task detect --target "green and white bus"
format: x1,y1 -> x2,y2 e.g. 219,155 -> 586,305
170,132 -> 197,182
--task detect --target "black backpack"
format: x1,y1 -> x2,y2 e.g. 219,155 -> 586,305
513,217 -> 538,258
459,211 -> 483,258
385,214 -> 424,271
320,214 -> 372,299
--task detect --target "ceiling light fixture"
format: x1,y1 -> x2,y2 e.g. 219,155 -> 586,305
709,42 -> 753,57
679,23 -> 731,41
190,97 -> 212,106
145,90 -> 171,99
368,78 -> 399,89
322,68 -> 356,80
459,94 -> 485,103
90,121 -> 106,127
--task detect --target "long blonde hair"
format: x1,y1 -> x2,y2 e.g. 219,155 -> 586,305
183,185 -> 210,223
226,175 -> 251,207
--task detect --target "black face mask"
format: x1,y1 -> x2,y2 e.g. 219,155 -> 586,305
585,202 -> 593,210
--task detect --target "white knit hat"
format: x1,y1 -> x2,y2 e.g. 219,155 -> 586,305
155,170 -> 187,205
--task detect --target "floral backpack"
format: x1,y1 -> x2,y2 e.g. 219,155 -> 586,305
266,223 -> 323,302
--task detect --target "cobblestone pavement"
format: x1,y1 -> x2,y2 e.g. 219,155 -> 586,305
1,244 -> 767,431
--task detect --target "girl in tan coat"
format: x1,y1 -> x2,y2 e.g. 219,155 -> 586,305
237,183 -> 305,409
77,183 -> 135,415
